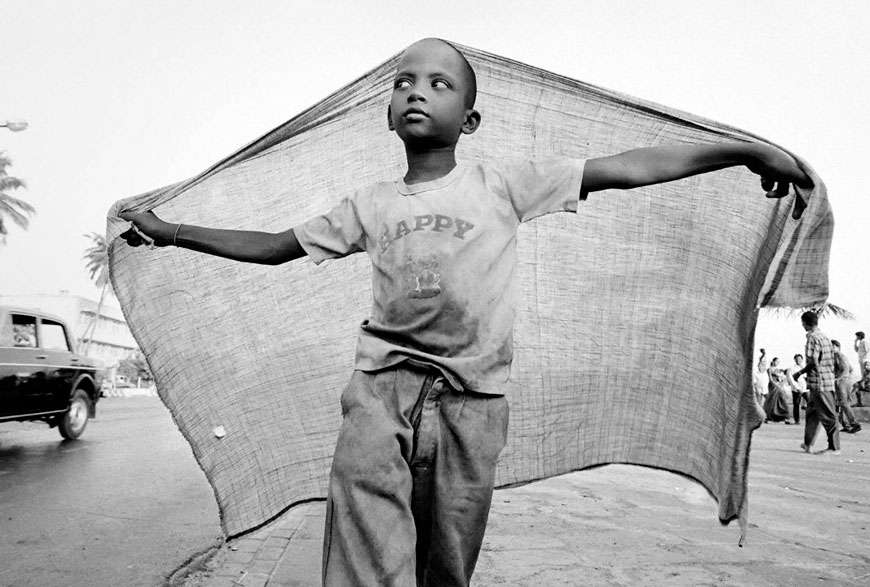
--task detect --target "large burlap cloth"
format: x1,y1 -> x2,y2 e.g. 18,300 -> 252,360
107,43 -> 831,538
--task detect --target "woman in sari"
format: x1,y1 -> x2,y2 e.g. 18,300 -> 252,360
764,357 -> 792,423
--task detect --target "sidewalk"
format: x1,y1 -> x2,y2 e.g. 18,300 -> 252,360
177,409 -> 870,587
101,385 -> 158,398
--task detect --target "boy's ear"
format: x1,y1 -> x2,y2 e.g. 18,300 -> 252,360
461,108 -> 481,135
387,105 -> 395,131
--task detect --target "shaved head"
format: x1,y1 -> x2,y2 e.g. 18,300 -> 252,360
399,38 -> 477,108
437,39 -> 477,108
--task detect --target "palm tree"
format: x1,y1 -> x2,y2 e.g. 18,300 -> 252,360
0,151 -> 35,245
812,303 -> 856,321
764,302 -> 856,321
81,232 -> 112,355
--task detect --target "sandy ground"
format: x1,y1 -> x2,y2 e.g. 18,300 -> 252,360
474,421 -> 870,586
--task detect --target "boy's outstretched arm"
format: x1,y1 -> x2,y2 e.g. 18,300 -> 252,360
119,211 -> 306,265
581,143 -> 813,199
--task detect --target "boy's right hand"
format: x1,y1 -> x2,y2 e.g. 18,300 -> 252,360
120,211 -> 173,247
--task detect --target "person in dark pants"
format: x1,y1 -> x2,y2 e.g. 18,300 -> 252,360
832,340 -> 861,433
794,311 -> 840,455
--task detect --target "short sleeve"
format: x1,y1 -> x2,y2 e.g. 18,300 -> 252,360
293,195 -> 366,264
492,159 -> 587,222
806,335 -> 820,363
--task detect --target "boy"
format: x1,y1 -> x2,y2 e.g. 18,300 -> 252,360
121,38 -> 812,587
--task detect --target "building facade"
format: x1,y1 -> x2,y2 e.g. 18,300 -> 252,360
0,291 -> 137,367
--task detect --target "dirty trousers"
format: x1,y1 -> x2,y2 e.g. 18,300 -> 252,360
322,366 -> 509,587
835,378 -> 858,428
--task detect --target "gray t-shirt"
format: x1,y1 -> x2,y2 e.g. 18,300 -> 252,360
294,159 -> 587,394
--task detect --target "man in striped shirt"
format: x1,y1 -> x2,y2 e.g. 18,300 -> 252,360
794,311 -> 840,455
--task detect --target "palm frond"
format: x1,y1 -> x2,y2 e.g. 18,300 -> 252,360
82,232 -> 112,290
0,197 -> 35,229
0,152 -> 33,243
0,176 -> 26,191
762,302 -> 857,321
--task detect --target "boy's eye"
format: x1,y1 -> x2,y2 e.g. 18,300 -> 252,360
432,79 -> 450,89
394,79 -> 412,90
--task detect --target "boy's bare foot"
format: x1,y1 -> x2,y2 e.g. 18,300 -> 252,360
800,443 -> 811,453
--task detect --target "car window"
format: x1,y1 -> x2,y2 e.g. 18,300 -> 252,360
0,315 -> 14,346
41,319 -> 71,351
10,314 -> 38,348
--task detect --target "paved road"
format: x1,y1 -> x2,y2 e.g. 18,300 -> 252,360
0,395 -> 221,587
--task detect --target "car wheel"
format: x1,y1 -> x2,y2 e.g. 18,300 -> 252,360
59,389 -> 90,440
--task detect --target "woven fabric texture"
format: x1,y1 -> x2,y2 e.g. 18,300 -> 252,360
107,44 -> 832,538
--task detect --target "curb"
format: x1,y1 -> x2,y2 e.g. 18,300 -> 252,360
179,502 -> 324,587
165,540 -> 225,587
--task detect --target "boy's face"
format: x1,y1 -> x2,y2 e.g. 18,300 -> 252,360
388,39 -> 479,149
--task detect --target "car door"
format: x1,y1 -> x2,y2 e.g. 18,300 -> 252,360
0,312 -> 44,417
35,317 -> 78,413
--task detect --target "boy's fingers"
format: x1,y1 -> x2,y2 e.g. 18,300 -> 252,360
765,181 -> 790,199
120,225 -> 158,249
120,228 -> 142,246
792,191 -> 808,220
128,223 -> 154,244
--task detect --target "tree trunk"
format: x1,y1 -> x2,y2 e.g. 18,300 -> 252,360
82,282 -> 108,356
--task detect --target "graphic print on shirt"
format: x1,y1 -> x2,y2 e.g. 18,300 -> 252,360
403,254 -> 442,299
378,213 -> 476,253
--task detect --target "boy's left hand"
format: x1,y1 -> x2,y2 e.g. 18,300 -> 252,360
746,145 -> 813,218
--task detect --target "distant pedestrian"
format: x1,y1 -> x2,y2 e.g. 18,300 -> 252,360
754,348 -> 769,407
832,340 -> 861,433
852,361 -> 870,408
762,358 -> 791,423
855,332 -> 869,379
786,354 -> 807,424
793,311 -> 840,455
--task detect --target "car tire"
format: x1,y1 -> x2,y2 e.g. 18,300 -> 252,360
59,389 -> 90,440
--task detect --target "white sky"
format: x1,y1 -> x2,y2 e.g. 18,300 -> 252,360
1,0 -> 868,364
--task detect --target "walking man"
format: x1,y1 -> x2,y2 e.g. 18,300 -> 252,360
794,311 -> 840,455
